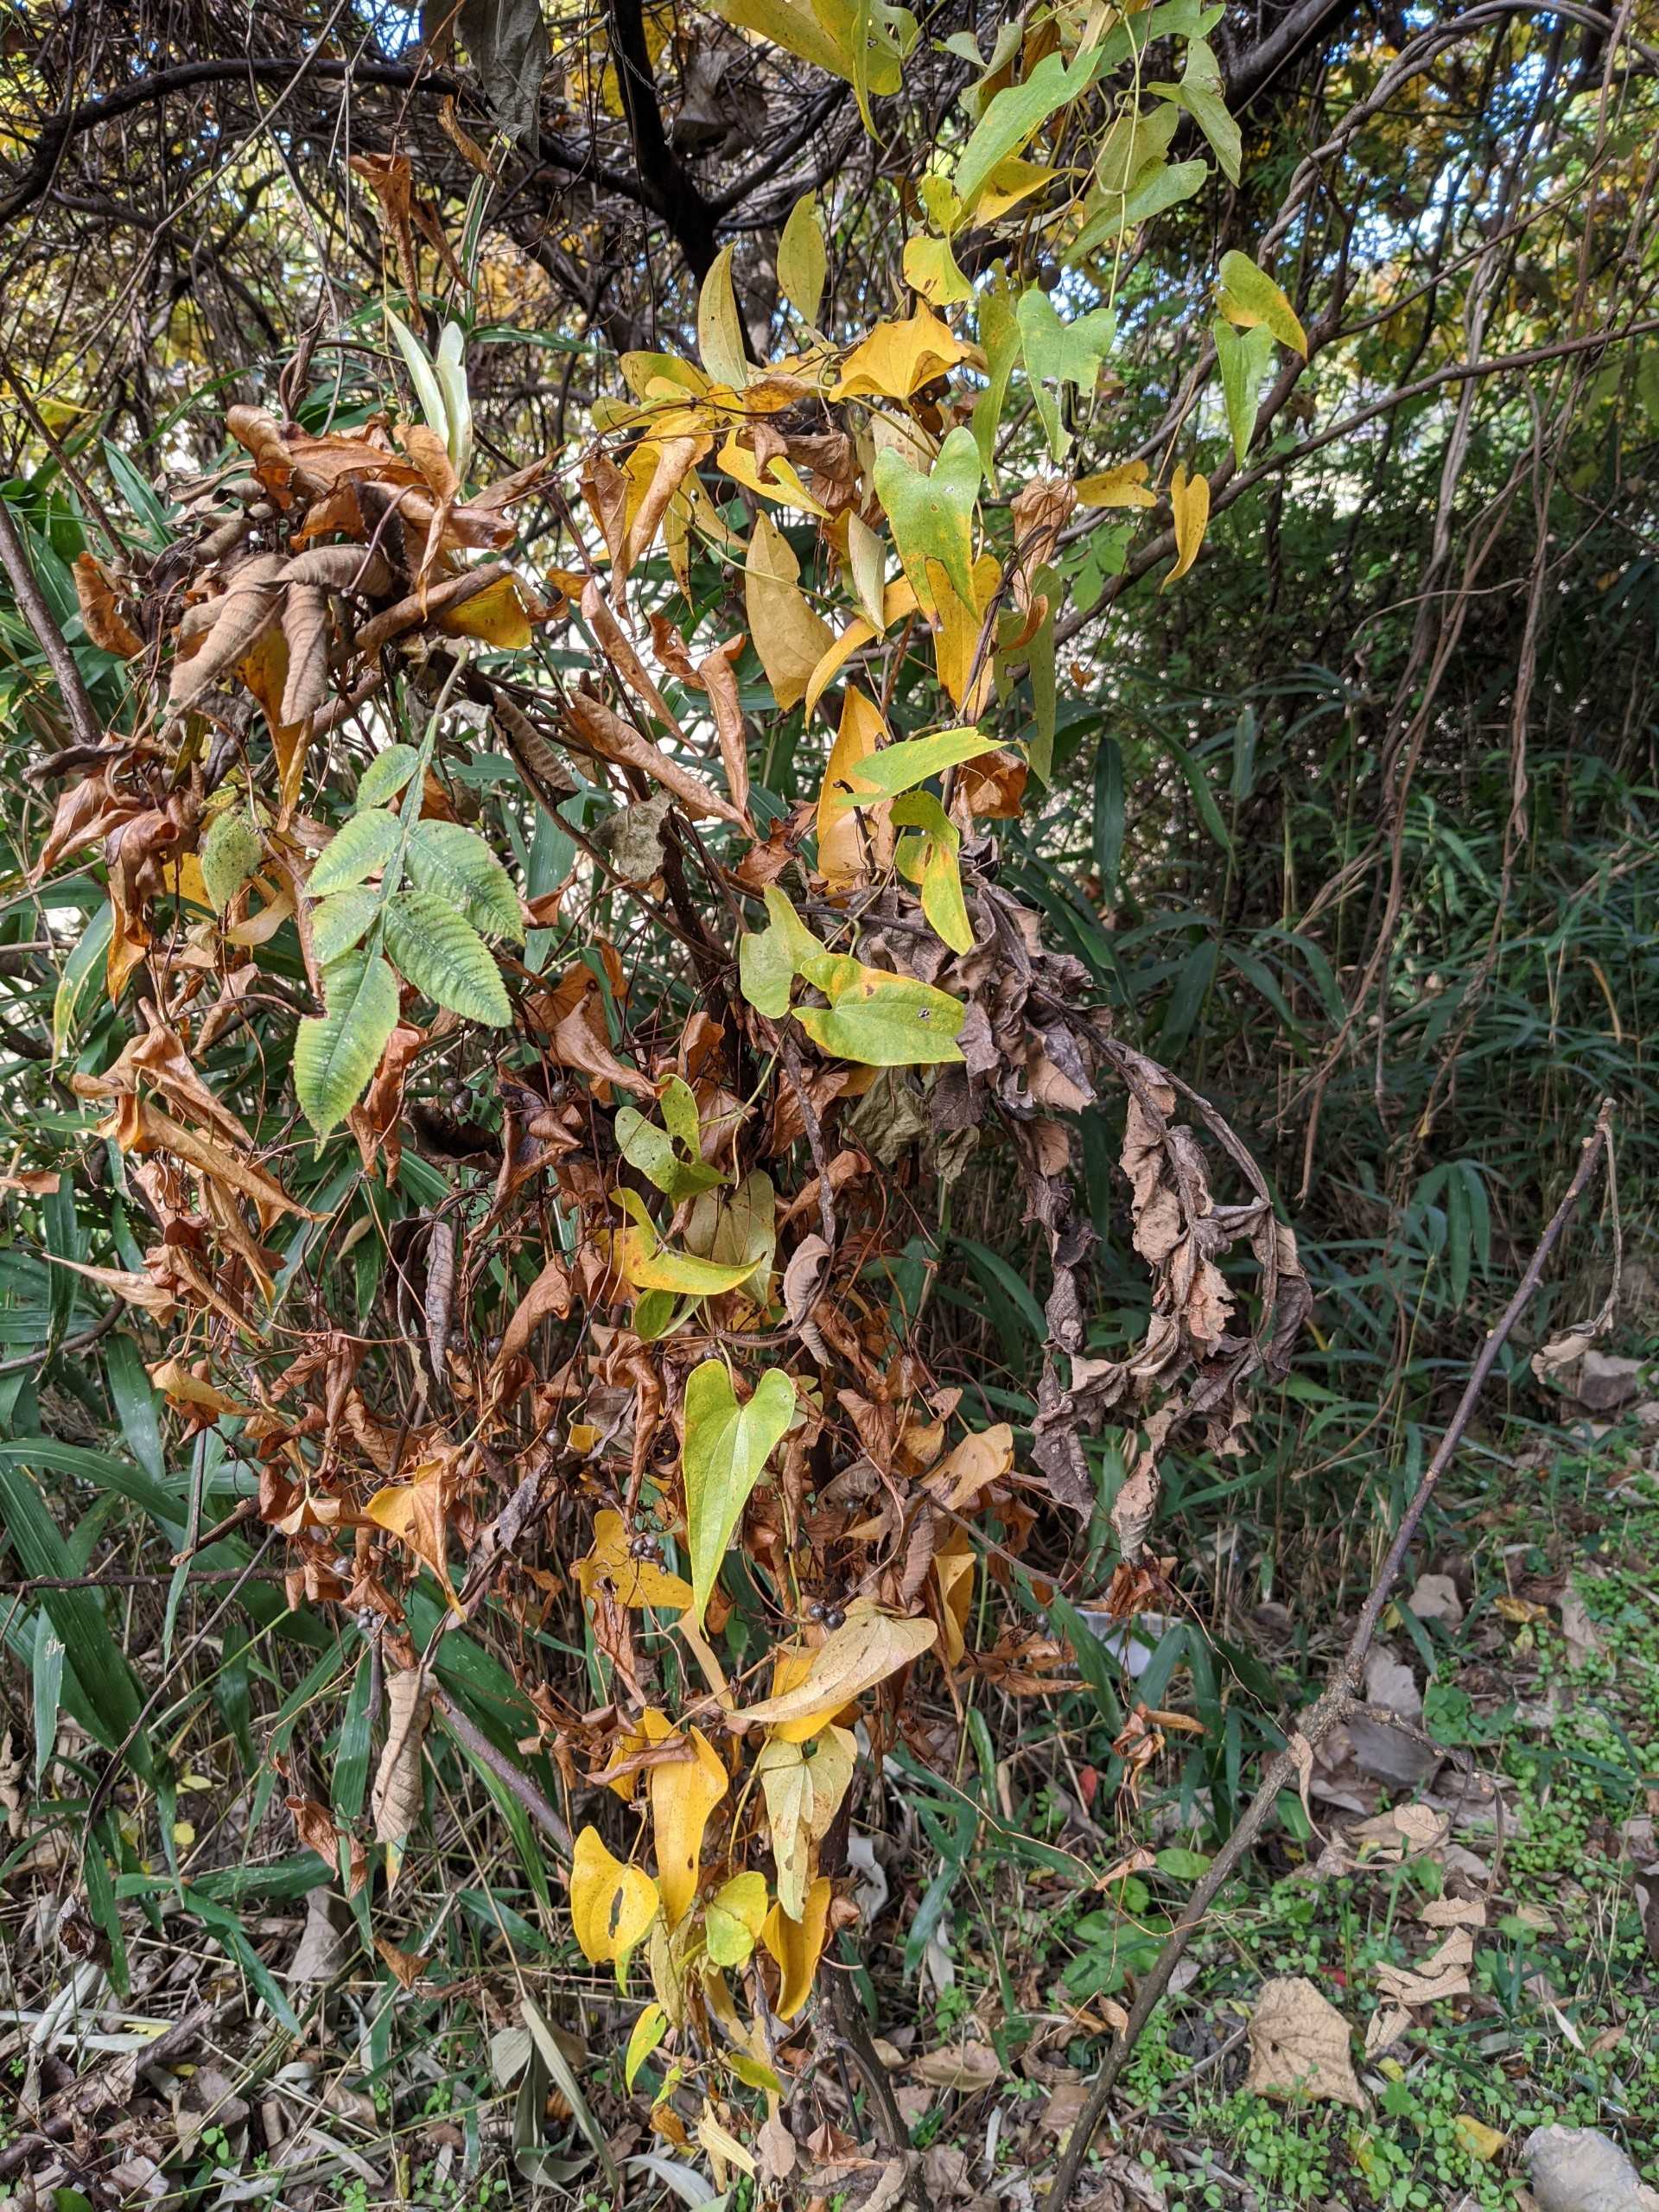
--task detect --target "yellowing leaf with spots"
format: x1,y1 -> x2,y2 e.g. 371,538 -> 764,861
570,1824 -> 659,1964
575,1508 -> 694,1611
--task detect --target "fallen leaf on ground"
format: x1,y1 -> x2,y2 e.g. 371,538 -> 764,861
1375,1926 -> 1473,2005
912,2041 -> 1001,2092
1350,1803 -> 1447,1859
1244,1976 -> 1366,2109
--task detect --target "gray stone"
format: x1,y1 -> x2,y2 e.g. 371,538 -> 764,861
1525,2124 -> 1659,2211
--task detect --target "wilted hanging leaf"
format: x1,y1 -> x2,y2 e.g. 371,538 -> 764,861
569,1823 -> 659,1965
1163,463 -> 1210,590
73,552 -> 142,657
643,1710 -> 728,1925
565,689 -> 748,829
777,193 -> 827,324
683,1361 -> 797,1624
458,0 -> 550,148
372,1666 -> 430,1844
1216,248 -> 1308,353
365,1459 -> 458,1605
744,512 -> 834,711
760,1875 -> 831,2018
734,1605 -> 937,1730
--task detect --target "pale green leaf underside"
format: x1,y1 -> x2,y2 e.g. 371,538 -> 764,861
405,819 -> 524,941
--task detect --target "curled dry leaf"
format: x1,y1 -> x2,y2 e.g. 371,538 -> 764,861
371,1667 -> 430,1844
732,1605 -> 938,1732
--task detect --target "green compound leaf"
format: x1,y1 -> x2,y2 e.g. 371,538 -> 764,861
309,808 -> 401,897
384,889 -> 511,1027
294,951 -> 401,1135
405,818 -> 524,942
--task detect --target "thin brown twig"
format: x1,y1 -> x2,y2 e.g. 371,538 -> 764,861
1046,1096 -> 1617,2206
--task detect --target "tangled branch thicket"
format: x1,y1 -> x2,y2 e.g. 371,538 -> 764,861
0,0 -> 1655,2201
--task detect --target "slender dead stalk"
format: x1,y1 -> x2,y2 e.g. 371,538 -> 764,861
0,492 -> 106,754
1048,1096 -> 1616,2206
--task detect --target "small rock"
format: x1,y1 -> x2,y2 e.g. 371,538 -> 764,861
1635,1401 -> 1659,1432
1525,2123 -> 1659,2211
1572,1352 -> 1645,1414
1408,1573 -> 1465,1626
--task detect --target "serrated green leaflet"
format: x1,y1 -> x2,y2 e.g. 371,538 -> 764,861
310,807 -> 401,896
293,951 -> 401,1135
683,1360 -> 796,1624
310,887 -> 380,967
874,426 -> 982,614
385,889 -> 511,1026
200,809 -> 262,911
796,951 -> 965,1065
405,819 -> 524,941
355,743 -> 420,810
